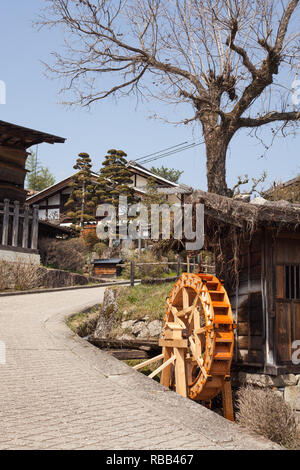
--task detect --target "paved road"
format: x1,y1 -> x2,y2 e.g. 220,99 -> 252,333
0,288 -> 279,450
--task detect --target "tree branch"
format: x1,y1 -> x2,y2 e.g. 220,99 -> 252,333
238,111 -> 300,128
226,19 -> 258,79
274,0 -> 299,53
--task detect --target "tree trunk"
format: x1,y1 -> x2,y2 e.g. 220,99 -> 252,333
204,128 -> 232,197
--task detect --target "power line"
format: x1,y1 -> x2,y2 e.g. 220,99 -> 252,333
135,141 -> 189,162
136,140 -> 205,165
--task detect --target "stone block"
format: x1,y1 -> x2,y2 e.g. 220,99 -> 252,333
284,385 -> 300,411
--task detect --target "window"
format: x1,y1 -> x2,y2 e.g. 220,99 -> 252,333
285,265 -> 300,300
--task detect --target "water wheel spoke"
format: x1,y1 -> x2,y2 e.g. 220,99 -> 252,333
177,296 -> 198,318
194,333 -> 203,358
174,314 -> 187,329
193,306 -> 201,330
195,326 -> 209,335
189,337 -> 207,379
182,288 -> 189,309
171,307 -> 186,328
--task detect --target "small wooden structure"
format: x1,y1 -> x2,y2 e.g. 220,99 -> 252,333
93,258 -> 123,278
186,190 -> 300,376
0,120 -> 65,260
134,272 -> 235,421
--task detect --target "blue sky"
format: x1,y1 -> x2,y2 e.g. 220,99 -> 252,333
1,0 -> 299,192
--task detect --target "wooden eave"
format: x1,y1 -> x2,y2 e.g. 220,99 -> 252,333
0,120 -> 65,149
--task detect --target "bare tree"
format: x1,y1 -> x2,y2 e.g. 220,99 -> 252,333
38,0 -> 300,196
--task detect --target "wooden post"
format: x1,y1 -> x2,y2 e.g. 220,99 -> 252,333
2,199 -> 9,246
22,204 -> 29,249
130,261 -> 135,287
31,205 -> 39,250
174,347 -> 187,398
177,258 -> 181,278
187,255 -> 190,273
12,201 -> 20,247
222,380 -> 234,422
160,346 -> 172,388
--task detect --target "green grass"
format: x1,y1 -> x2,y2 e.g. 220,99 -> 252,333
66,282 -> 175,340
125,359 -> 162,382
115,282 -> 174,322
66,305 -> 100,337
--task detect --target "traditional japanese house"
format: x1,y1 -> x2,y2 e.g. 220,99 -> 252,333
186,190 -> 300,378
26,161 -> 184,225
0,120 -> 65,262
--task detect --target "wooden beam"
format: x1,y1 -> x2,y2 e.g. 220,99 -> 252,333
12,201 -> 20,247
174,347 -> 187,397
222,380 -> 234,422
30,205 -> 39,250
1,199 -> 9,246
160,347 -> 173,387
159,338 -> 188,348
133,353 -> 164,371
22,205 -> 29,249
149,354 -> 175,379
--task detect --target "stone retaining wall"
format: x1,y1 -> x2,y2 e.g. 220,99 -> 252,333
40,267 -> 99,289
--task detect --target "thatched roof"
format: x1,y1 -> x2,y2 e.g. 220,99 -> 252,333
262,176 -> 300,203
187,190 -> 300,231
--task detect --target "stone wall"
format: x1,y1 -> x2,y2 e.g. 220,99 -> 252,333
93,288 -> 163,341
40,267 -> 99,289
0,249 -> 40,265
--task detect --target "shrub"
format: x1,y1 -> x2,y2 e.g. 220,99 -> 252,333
236,385 -> 299,449
39,237 -> 88,273
0,260 -> 43,291
93,242 -> 108,257
82,230 -> 99,250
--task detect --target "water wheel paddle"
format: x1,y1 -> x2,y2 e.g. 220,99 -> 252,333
133,273 -> 235,419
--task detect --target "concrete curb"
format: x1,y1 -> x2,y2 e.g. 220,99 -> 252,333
0,280 -> 141,297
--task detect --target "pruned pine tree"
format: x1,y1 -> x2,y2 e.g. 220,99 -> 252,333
96,149 -> 136,247
96,149 -> 135,207
65,152 -> 98,227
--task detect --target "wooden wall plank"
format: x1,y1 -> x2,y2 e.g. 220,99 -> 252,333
293,303 -> 300,344
276,238 -> 300,264
276,302 -> 291,363
276,265 -> 285,299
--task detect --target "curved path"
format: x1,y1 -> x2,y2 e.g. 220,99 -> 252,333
0,287 -> 279,450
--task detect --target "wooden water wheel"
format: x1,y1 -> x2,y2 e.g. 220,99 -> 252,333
133,273 -> 235,420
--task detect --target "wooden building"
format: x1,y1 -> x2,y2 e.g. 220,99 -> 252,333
0,120 -> 65,203
0,120 -> 65,262
26,161 -> 184,224
92,258 -> 123,278
187,190 -> 300,377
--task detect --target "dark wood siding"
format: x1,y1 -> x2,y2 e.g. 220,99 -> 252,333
233,232 -> 265,367
276,302 -> 292,362
275,234 -> 300,365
